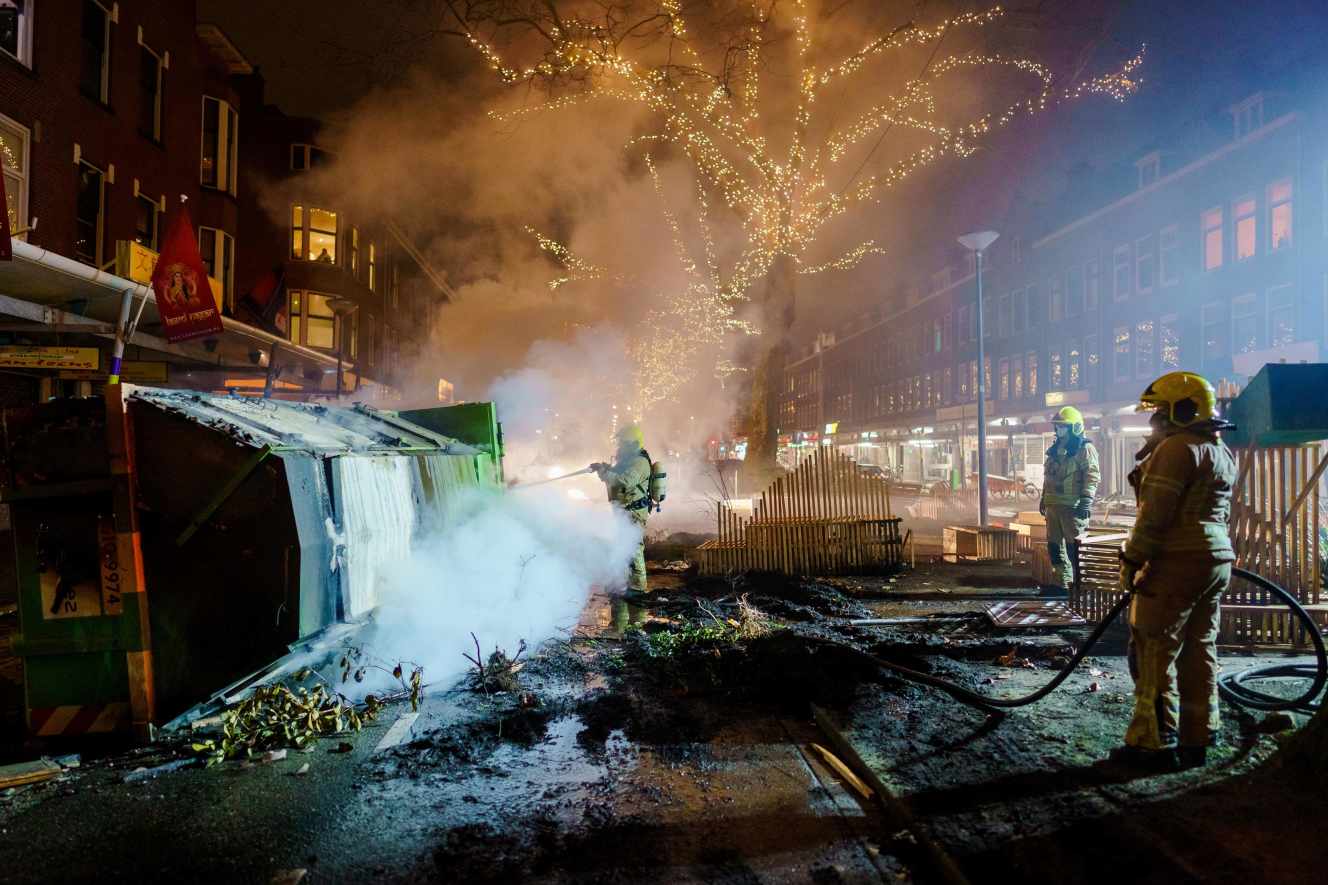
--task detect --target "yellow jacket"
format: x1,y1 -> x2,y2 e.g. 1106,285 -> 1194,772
1042,438 -> 1100,508
1123,426 -> 1236,564
601,449 -> 652,511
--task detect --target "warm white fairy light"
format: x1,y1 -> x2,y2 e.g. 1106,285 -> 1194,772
462,2 -> 1143,411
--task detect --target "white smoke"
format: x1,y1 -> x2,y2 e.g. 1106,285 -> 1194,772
352,482 -> 639,697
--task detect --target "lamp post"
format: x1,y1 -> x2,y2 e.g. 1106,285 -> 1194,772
957,230 -> 999,527
327,297 -> 359,400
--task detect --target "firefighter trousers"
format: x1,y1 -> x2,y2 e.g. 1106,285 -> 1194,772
626,507 -> 649,593
1125,558 -> 1230,750
1045,504 -> 1088,589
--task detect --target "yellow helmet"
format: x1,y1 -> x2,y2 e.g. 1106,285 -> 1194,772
615,424 -> 644,449
1051,406 -> 1084,436
1136,371 -> 1216,426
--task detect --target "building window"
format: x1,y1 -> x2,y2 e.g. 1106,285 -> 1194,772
1234,196 -> 1256,261
291,204 -> 338,262
1160,315 -> 1181,368
1048,276 -> 1063,323
997,294 -> 1010,338
1135,234 -> 1155,293
290,144 -> 331,171
1159,225 -> 1179,286
201,96 -> 239,194
1049,349 -> 1062,389
933,319 -> 943,353
983,358 -> 991,398
80,1 -> 111,103
969,304 -> 978,341
1067,340 -> 1081,389
74,160 -> 104,266
944,367 -> 953,404
1012,356 -> 1024,399
198,226 -> 235,312
1012,288 -> 1026,334
1066,266 -> 1083,317
1267,284 -> 1295,348
0,0 -> 35,67
1084,260 -> 1099,311
1026,352 -> 1038,398
1231,94 -> 1263,139
0,113 -> 29,237
1269,179 -> 1292,251
1113,244 -> 1131,301
1137,152 -> 1160,189
998,359 -> 1009,400
1113,325 -> 1131,383
1202,208 -> 1223,271
1085,334 -> 1100,391
368,242 -> 377,291
970,361 -> 977,402
982,298 -> 993,339
1202,302 -> 1226,367
289,291 -> 339,350
138,44 -> 163,141
349,226 -> 359,278
956,305 -> 969,344
134,194 -> 159,250
1232,294 -> 1259,354
1136,318 -> 1155,379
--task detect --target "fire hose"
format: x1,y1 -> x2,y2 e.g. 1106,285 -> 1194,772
824,566 -> 1326,715
510,467 -> 595,490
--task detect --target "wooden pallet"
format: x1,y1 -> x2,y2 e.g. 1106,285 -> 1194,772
942,525 -> 1019,562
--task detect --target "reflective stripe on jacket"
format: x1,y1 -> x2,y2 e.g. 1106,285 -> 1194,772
1042,440 -> 1100,507
1123,428 -> 1236,564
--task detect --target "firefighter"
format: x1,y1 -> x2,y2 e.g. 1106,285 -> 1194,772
1115,372 -> 1236,770
590,424 -> 653,597
1039,406 -> 1100,591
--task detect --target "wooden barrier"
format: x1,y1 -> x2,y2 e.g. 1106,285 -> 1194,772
693,446 -> 904,576
1065,443 -> 1327,648
942,525 -> 1019,562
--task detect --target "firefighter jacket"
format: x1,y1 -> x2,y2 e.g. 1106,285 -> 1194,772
601,449 -> 652,512
1041,438 -> 1100,509
1123,424 -> 1236,565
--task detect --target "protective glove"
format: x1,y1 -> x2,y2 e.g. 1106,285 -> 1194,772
1074,499 -> 1091,520
1118,557 -> 1142,594
1038,498 -> 1046,516
589,462 -> 608,474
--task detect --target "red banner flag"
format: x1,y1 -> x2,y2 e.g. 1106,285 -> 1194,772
150,204 -> 223,342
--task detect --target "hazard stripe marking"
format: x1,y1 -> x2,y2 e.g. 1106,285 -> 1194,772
374,712 -> 419,753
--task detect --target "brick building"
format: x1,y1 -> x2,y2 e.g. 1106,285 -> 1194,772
777,84 -> 1328,496
0,1 -> 451,403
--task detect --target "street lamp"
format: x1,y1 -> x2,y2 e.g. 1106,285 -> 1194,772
957,230 -> 999,527
327,296 -> 359,400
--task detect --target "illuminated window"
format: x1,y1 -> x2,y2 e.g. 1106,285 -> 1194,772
1067,340 -> 1081,389
1232,294 -> 1258,354
198,226 -> 235,311
139,44 -> 163,141
349,226 -> 359,277
1136,319 -> 1155,378
1160,315 -> 1181,368
1026,352 -> 1038,397
289,291 -> 339,350
1202,208 -> 1223,271
80,1 -> 111,103
368,242 -> 377,291
74,159 -> 104,266
983,357 -> 991,397
1201,302 -> 1225,367
1114,325 -> 1131,382
1234,197 -> 1256,261
1135,234 -> 1155,293
1269,179 -> 1292,251
1084,260 -> 1100,311
0,113 -> 29,237
291,205 -> 338,263
969,361 -> 978,402
999,359 -> 1009,400
0,0 -> 34,67
1267,285 -> 1295,347
201,96 -> 239,194
1113,244 -> 1131,300
1159,226 -> 1179,286
134,195 -> 159,251
1049,349 -> 1062,389
1012,356 -> 1024,399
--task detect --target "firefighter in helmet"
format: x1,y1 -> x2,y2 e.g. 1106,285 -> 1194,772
1040,406 -> 1100,591
1115,372 -> 1236,770
590,424 -> 653,596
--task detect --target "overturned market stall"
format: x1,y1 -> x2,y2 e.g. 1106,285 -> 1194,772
2,388 -> 503,736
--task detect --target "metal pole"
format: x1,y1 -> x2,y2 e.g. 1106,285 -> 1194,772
107,288 -> 135,385
263,342 -> 281,400
975,249 -> 989,527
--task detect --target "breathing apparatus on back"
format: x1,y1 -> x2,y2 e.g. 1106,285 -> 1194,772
614,424 -> 668,513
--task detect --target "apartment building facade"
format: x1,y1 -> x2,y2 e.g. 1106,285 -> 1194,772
0,1 -> 450,403
777,88 -> 1327,495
